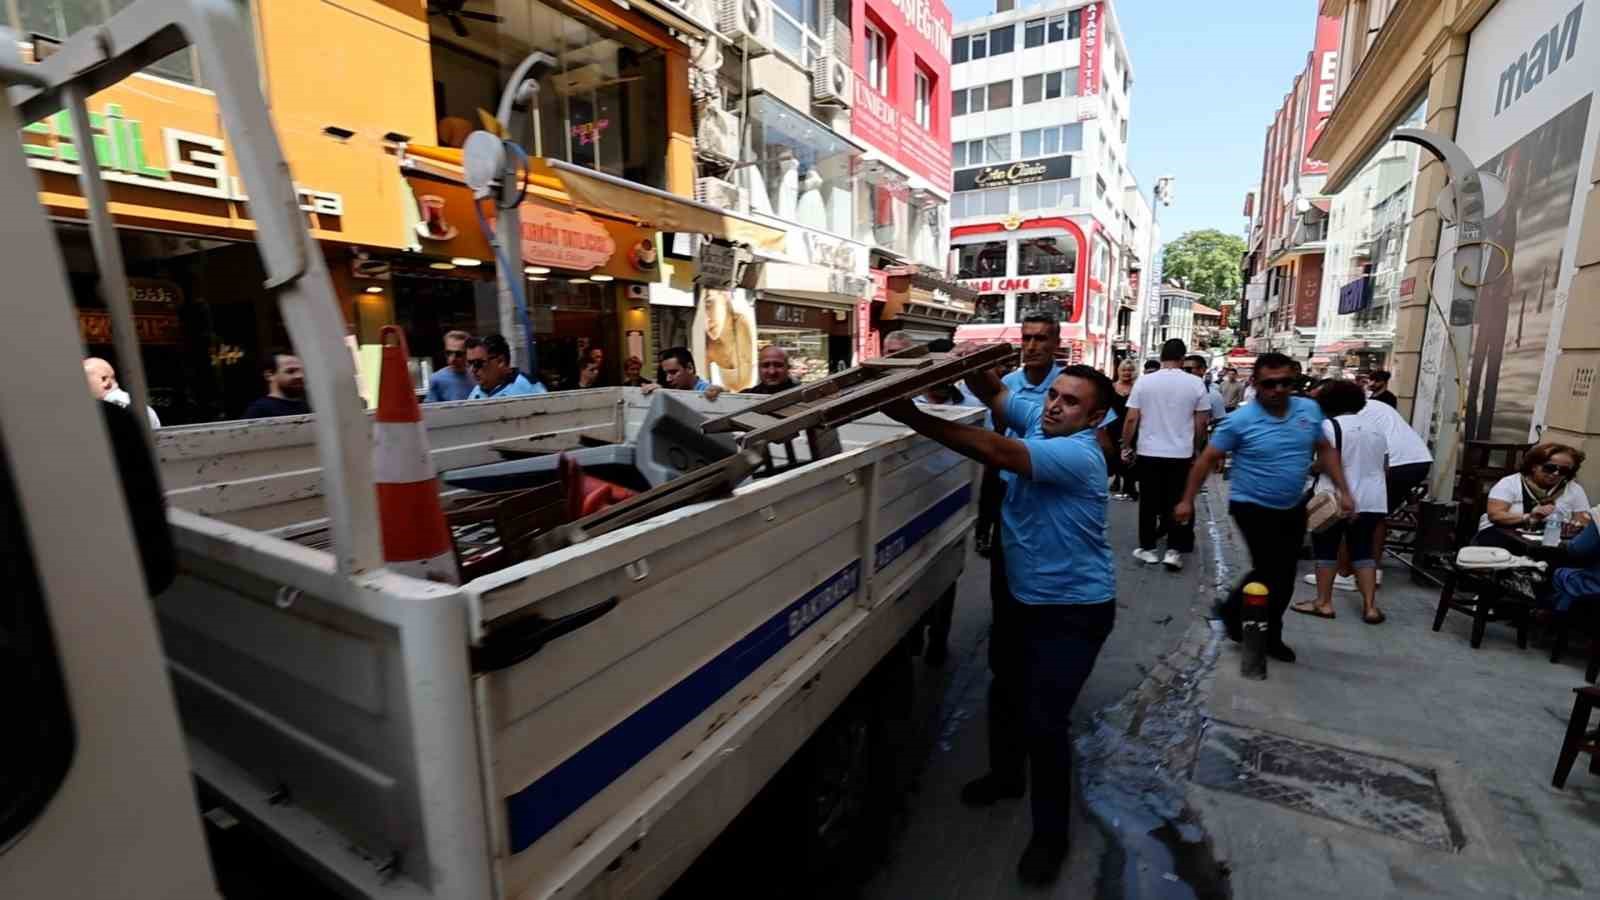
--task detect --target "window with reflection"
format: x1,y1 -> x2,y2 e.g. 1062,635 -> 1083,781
1017,291 -> 1075,322
972,294 -> 1005,323
1018,236 -> 1076,276
745,93 -> 859,235
957,241 -> 1008,278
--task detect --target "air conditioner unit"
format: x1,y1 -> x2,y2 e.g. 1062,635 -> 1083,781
718,0 -> 773,54
811,54 -> 852,107
696,176 -> 747,213
696,105 -> 740,166
661,0 -> 716,29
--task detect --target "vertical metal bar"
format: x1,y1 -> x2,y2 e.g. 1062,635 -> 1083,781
64,83 -> 158,459
855,459 -> 881,610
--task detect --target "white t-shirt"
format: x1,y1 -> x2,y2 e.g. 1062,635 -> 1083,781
1321,416 -> 1388,514
1354,399 -> 1430,466
1126,368 -> 1210,459
1477,473 -> 1592,532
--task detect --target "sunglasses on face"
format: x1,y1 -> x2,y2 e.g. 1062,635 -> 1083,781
1257,377 -> 1296,390
468,357 -> 503,371
1540,463 -> 1573,477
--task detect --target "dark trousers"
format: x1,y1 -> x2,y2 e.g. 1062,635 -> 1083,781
988,551 -> 1115,843
1137,455 -> 1196,552
1220,501 -> 1308,644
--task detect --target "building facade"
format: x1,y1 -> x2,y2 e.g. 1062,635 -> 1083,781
946,0 -> 1140,370
1314,0 -> 1600,501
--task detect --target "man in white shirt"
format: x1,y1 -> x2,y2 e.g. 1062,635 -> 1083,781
1121,339 -> 1210,570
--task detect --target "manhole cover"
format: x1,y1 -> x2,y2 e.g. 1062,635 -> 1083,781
1190,720 -> 1462,851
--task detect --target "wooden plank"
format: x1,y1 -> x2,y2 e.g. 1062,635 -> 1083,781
860,356 -> 933,369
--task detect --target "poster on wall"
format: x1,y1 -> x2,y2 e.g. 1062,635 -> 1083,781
1301,14 -> 1342,176
1453,0 -> 1594,443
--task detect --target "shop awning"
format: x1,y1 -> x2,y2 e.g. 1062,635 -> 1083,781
545,159 -> 786,252
754,261 -> 871,306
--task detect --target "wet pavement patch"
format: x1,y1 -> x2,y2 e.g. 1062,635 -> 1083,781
1190,720 -> 1462,852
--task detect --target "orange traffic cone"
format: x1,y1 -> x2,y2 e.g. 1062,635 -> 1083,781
374,326 -> 459,583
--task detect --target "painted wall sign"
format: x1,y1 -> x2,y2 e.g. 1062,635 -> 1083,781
1077,2 -> 1104,119
1301,14 -> 1342,176
957,274 -> 1072,294
25,104 -> 343,215
952,155 -> 1072,192
518,203 -> 615,271
1493,1 -> 1583,116
80,310 -> 181,345
851,0 -> 954,191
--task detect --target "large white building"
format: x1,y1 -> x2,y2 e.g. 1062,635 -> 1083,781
948,0 -> 1147,370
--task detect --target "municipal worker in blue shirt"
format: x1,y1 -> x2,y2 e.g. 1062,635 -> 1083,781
424,330 -> 476,402
1174,352 -> 1354,663
639,346 -> 724,399
885,359 -> 1117,888
466,333 -> 548,400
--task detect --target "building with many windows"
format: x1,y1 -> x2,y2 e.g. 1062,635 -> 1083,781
946,0 -> 1140,370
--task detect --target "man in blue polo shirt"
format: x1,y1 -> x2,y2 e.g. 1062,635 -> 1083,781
1174,352 -> 1353,662
885,361 -> 1116,888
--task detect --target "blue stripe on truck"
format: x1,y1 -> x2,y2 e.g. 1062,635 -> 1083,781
505,482 -> 972,853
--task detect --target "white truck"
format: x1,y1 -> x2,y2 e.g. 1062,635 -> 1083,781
0,5 -> 982,899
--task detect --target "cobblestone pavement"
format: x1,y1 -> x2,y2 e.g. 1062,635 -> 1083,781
861,491 -> 1209,899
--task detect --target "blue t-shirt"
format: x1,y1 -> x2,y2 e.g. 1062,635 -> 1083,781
426,367 -> 475,402
468,370 -> 548,400
1210,395 -> 1324,509
1000,395 -> 1115,606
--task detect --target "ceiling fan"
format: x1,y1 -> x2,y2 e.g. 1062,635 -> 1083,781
428,1 -> 503,38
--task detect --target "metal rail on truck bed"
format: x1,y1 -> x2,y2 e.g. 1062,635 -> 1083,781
701,343 -> 1014,469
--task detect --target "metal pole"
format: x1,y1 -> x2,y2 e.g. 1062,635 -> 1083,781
1391,128 -> 1489,502
64,85 -> 158,457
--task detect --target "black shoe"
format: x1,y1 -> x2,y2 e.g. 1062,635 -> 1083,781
1016,837 -> 1069,886
1216,602 -> 1241,643
1266,641 -> 1296,663
960,773 -> 1025,807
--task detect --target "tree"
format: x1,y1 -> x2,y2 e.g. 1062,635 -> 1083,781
1161,229 -> 1247,309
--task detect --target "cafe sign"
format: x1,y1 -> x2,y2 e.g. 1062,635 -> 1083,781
519,202 -> 615,271
952,155 -> 1072,192
957,274 -> 1073,293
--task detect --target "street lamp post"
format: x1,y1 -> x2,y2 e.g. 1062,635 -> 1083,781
1143,175 -> 1175,358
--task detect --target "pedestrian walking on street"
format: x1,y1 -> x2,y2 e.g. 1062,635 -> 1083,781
1219,367 -> 1245,411
1122,339 -> 1210,571
465,334 -> 548,399
1109,359 -> 1138,500
1368,369 -> 1399,408
242,349 -> 311,419
884,360 -> 1117,887
1291,380 -> 1389,624
424,330 -> 475,402
1175,352 -> 1354,663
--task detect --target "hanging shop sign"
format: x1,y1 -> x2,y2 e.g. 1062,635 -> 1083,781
519,203 -> 615,271
953,155 -> 1072,192
25,104 -> 343,215
957,273 -> 1072,294
1077,1 -> 1104,120
696,241 -> 741,288
1301,14 -> 1342,176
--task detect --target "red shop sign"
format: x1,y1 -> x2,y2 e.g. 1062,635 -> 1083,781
519,203 -> 615,271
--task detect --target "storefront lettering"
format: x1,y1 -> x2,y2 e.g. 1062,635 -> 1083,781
954,155 -> 1071,192
519,203 -> 615,271
884,0 -> 951,61
772,303 -> 809,324
1494,2 -> 1583,116
801,231 -> 866,276
79,310 -> 181,346
957,274 -> 1070,293
24,104 -> 343,216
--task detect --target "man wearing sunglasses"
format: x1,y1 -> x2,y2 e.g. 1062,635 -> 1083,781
425,330 -> 475,403
465,334 -> 548,400
1174,352 -> 1354,663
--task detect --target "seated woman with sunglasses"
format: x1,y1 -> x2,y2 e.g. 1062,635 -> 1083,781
1472,443 -> 1592,550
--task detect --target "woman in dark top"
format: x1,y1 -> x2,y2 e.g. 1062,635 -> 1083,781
1108,360 -> 1137,500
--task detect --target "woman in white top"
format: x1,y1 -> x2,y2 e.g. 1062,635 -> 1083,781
1292,381 -> 1390,624
1473,443 -> 1591,546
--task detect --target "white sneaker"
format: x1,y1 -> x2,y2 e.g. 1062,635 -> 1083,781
1162,549 -> 1183,571
1132,548 -> 1160,565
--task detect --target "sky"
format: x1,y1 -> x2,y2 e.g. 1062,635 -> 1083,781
945,0 -> 1326,248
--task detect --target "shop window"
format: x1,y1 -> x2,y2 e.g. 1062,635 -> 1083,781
1044,71 -> 1063,100
866,24 -> 889,94
989,25 -> 1014,56
1018,291 -> 1074,323
1023,74 -> 1041,105
952,35 -> 969,64
432,0 -> 669,189
914,68 -> 932,128
1061,123 -> 1082,151
14,0 -> 250,84
1024,18 -> 1045,48
1046,13 -> 1065,43
772,0 -> 824,65
1016,179 -> 1078,211
951,188 -> 1006,219
973,294 -> 1005,323
958,240 -> 1008,278
1018,236 -> 1076,276
747,92 -> 859,235
1021,129 -> 1041,158
987,80 -> 1012,110
952,89 -> 968,117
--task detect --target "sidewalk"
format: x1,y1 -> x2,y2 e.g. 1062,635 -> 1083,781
1178,479 -> 1600,899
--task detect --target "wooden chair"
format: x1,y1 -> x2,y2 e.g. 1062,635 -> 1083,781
1553,685 -> 1600,789
1433,566 -> 1534,649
